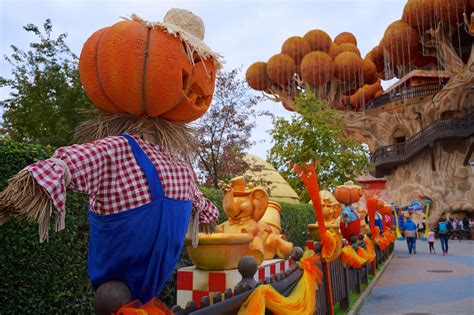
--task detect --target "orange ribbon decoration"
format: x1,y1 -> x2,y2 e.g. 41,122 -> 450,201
293,163 -> 334,315
366,195 -> 379,274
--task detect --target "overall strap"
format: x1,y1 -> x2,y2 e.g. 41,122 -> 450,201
349,206 -> 360,219
122,134 -> 164,201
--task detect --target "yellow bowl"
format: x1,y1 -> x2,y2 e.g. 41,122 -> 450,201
185,233 -> 254,270
308,224 -> 322,241
308,223 -> 341,241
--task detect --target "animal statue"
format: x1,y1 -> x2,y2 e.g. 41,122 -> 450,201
217,176 -> 293,264
309,190 -> 342,240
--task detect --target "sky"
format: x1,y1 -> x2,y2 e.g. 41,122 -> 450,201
0,0 -> 407,159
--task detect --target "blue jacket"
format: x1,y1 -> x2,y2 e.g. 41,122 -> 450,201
404,219 -> 417,231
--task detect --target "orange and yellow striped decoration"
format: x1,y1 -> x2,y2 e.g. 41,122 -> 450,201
238,250 -> 323,315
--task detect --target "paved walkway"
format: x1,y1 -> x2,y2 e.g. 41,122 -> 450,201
358,239 -> 474,315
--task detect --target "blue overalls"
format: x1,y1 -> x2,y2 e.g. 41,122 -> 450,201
87,134 -> 192,303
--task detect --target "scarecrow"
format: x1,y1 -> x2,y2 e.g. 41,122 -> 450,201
334,181 -> 363,243
0,8 -> 221,307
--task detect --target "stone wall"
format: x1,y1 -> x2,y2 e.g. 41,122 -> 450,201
385,138 -> 473,227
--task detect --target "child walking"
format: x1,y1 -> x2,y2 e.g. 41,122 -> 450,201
427,229 -> 436,254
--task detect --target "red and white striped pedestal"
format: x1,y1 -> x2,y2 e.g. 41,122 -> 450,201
176,258 -> 294,308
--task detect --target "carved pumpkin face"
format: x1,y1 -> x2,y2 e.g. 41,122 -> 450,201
79,20 -> 216,122
160,57 -> 216,122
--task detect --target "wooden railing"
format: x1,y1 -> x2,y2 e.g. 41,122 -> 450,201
371,111 -> 474,177
366,82 -> 446,109
172,243 -> 395,314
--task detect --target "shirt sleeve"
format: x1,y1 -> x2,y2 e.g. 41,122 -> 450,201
25,138 -> 111,214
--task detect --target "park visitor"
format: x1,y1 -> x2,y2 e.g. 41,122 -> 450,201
436,217 -> 452,256
462,216 -> 470,230
452,218 -> 458,231
417,220 -> 425,240
427,229 -> 436,254
404,216 -> 417,254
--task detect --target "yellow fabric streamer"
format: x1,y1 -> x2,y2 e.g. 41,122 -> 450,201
341,245 -> 367,268
364,235 -> 376,263
322,230 -> 342,262
238,250 -> 323,315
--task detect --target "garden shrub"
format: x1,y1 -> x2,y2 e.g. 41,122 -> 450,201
0,138 -> 315,312
0,137 -> 53,188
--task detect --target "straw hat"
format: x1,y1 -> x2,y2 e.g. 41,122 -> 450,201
130,8 -> 223,68
336,180 -> 362,190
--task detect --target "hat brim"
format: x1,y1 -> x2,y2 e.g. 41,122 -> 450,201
156,22 -> 223,69
129,14 -> 223,68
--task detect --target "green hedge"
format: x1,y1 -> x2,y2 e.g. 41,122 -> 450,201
0,138 -> 313,313
0,137 -> 53,188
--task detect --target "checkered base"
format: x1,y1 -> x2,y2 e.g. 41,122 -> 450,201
176,258 -> 294,308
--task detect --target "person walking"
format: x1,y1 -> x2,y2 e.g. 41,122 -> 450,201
462,216 -> 470,231
417,220 -> 426,240
404,216 -> 417,254
436,217 -> 452,256
427,229 -> 436,254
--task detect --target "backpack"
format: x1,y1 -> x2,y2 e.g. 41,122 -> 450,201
438,222 -> 448,234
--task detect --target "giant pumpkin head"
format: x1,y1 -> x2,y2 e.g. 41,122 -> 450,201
79,9 -> 220,123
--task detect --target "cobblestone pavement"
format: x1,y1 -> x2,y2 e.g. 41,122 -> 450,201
358,239 -> 474,315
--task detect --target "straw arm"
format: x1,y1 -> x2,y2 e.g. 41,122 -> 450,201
0,171 -> 58,242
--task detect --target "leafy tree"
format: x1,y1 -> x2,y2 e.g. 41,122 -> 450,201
0,19 -> 92,147
196,68 -> 270,188
268,91 -> 370,202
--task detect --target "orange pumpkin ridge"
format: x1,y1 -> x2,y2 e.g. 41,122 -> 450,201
144,28 -> 193,117
79,27 -> 122,113
97,20 -> 149,116
141,27 -> 152,116
92,28 -> 121,112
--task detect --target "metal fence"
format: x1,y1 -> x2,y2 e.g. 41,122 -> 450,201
172,243 -> 395,315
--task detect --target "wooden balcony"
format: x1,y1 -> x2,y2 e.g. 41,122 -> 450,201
366,82 -> 446,110
372,111 -> 474,177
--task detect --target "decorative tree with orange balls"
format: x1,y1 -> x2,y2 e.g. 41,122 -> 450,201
246,29 -> 382,112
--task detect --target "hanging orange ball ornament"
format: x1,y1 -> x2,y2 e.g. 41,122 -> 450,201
334,52 -> 364,83
334,32 -> 357,46
281,36 -> 311,65
402,0 -> 437,32
363,59 -> 378,85
300,51 -> 334,86
380,20 -> 420,67
366,46 -> 385,73
349,89 -> 365,110
338,43 -> 361,57
328,43 -> 342,59
266,54 -> 296,85
303,29 -> 332,52
434,0 -> 466,25
246,62 -> 273,91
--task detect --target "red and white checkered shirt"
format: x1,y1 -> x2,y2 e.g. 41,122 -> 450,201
25,135 -> 219,225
